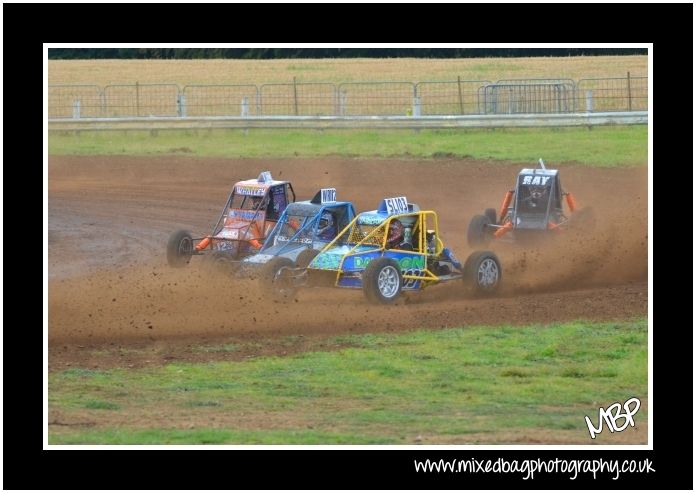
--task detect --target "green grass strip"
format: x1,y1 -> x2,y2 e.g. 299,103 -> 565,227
49,318 -> 648,444
49,126 -> 647,167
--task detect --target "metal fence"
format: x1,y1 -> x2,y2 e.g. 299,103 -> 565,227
49,74 -> 647,119
183,84 -> 259,117
260,82 -> 337,116
417,79 -> 489,115
100,84 -> 180,117
577,75 -> 647,112
48,85 -> 103,118
337,82 -> 415,116
478,79 -> 577,114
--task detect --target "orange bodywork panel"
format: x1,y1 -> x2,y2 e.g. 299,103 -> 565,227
195,236 -> 211,251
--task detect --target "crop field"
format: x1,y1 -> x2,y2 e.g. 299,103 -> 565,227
48,55 -> 647,85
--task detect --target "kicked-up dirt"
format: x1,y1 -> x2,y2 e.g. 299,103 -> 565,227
48,155 -> 648,370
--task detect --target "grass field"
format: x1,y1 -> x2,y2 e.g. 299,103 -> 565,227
49,319 -> 648,445
48,126 -> 647,167
48,56 -> 647,86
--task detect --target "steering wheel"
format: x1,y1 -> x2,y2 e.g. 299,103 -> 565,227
398,241 -> 414,251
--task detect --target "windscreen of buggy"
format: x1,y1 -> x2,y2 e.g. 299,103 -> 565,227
335,218 -> 387,247
230,193 -> 267,211
269,211 -> 318,245
516,179 -> 552,215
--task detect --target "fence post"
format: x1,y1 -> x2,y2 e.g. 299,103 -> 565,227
412,96 -> 421,117
339,90 -> 347,116
136,81 -> 140,117
177,93 -> 187,117
457,76 -> 464,114
627,71 -> 632,111
555,85 -> 561,113
585,90 -> 593,112
241,97 -> 249,117
72,99 -> 81,119
333,85 -> 339,116
293,77 -> 298,116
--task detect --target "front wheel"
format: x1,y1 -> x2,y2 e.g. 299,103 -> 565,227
362,257 -> 402,304
462,251 -> 501,295
166,230 -> 193,267
260,257 -> 297,301
295,248 -> 319,268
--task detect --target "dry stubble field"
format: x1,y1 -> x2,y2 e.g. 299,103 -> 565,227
48,55 -> 647,85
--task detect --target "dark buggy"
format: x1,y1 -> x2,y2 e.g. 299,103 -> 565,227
467,159 -> 593,246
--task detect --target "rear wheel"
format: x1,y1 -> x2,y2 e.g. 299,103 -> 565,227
166,230 -> 193,267
463,251 -> 501,295
467,214 -> 491,248
484,208 -> 497,225
362,257 -> 402,304
260,257 -> 296,301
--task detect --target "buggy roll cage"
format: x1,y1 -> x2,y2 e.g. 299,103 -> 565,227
193,183 -> 296,251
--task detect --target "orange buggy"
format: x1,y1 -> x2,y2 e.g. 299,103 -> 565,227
166,171 -> 295,267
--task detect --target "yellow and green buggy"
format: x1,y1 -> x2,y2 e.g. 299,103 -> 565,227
262,196 -> 502,304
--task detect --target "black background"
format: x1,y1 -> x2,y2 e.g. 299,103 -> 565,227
8,1 -> 692,489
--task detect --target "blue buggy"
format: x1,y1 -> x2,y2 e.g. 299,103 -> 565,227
243,188 -> 356,289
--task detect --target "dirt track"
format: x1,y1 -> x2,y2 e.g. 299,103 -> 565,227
48,156 -> 648,369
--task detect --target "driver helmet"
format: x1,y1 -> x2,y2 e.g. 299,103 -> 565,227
319,212 -> 333,230
387,219 -> 404,246
318,212 -> 335,238
530,186 -> 547,199
249,196 -> 264,210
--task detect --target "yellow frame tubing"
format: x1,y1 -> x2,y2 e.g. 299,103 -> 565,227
318,210 -> 446,289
